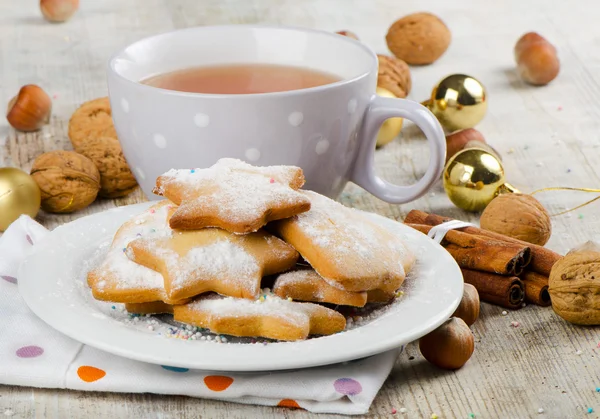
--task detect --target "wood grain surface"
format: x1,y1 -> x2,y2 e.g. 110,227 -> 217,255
2,0 -> 600,417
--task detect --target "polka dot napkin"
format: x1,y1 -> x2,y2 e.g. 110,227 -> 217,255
0,215 -> 401,415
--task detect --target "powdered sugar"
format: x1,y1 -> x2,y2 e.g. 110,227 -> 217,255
156,158 -> 309,229
185,290 -> 321,327
92,202 -> 173,293
166,239 -> 259,292
289,191 -> 413,280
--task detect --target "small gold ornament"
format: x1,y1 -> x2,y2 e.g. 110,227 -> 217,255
375,86 -> 404,147
422,74 -> 487,132
443,148 -> 517,212
0,167 -> 41,232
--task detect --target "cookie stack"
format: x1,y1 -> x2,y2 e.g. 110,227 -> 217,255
88,158 -> 414,341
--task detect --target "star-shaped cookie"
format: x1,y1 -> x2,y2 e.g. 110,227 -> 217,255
270,190 -> 416,292
153,158 -> 311,234
87,201 -> 188,305
125,227 -> 299,301
126,291 -> 346,341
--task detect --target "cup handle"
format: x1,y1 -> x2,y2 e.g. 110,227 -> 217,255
351,95 -> 446,204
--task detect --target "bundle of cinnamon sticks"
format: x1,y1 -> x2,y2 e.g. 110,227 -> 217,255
404,210 -> 561,310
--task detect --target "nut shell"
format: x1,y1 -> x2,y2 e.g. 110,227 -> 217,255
386,12 -> 451,65
419,317 -> 474,370
377,54 -> 411,98
6,85 -> 52,132
452,283 -> 480,326
480,193 -> 551,246
30,150 -> 100,213
514,32 -> 559,85
76,136 -> 138,198
549,249 -> 600,325
68,97 -> 118,150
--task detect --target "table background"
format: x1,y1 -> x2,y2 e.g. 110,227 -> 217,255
2,0 -> 600,417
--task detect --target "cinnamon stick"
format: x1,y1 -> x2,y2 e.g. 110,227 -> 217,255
461,269 -> 525,310
404,210 -> 561,276
520,271 -> 551,307
407,223 -> 531,275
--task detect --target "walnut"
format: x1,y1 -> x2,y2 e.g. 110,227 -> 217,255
386,12 -> 451,65
377,54 -> 411,98
549,244 -> 600,325
76,136 -> 138,198
30,150 -> 100,213
480,193 -> 551,246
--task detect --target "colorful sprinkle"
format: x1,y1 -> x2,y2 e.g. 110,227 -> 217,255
391,408 -> 397,414
16,345 -> 44,358
558,106 -> 563,111
567,169 -> 572,173
511,321 -> 520,328
26,235 -> 33,245
334,378 -> 362,395
190,169 -> 196,173
595,387 -> 600,392
111,306 -> 116,310
588,408 -> 593,413
149,209 -> 155,214
204,375 -> 234,391
431,414 -> 439,419
277,399 -> 301,409
469,414 -> 475,418
1,276 -> 17,284
77,366 -> 106,382
161,365 -> 189,373
122,248 -> 127,252
579,214 -> 584,220
269,178 -> 275,184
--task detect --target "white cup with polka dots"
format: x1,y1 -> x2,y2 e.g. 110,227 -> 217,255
107,25 -> 446,203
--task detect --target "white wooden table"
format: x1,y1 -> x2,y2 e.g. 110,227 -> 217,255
3,0 -> 600,417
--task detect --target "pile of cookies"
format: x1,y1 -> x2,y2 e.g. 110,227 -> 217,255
87,158 -> 415,341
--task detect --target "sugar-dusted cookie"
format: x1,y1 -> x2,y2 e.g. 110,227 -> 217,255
270,191 -> 415,292
126,227 -> 299,301
366,289 -> 397,303
68,97 -> 118,149
273,269 -> 368,307
87,201 -> 188,305
173,292 -> 346,341
153,158 -> 311,234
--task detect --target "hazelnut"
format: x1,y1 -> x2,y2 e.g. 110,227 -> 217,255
30,150 -> 100,213
386,12 -> 451,65
40,0 -> 79,23
480,193 -> 551,246
6,85 -> 52,132
445,129 -> 502,163
377,54 -> 411,98
419,317 -> 475,370
335,30 -> 359,40
76,137 -> 138,198
549,247 -> 600,325
452,283 -> 480,326
514,32 -> 559,85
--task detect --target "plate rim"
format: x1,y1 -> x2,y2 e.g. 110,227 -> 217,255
18,202 -> 463,372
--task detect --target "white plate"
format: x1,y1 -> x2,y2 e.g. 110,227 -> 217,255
18,202 -> 463,372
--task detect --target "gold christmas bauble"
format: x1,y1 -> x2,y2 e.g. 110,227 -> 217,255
423,74 -> 487,132
375,86 -> 404,147
0,167 -> 41,232
443,148 -> 516,212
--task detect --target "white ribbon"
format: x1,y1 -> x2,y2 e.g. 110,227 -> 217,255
426,220 -> 476,244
